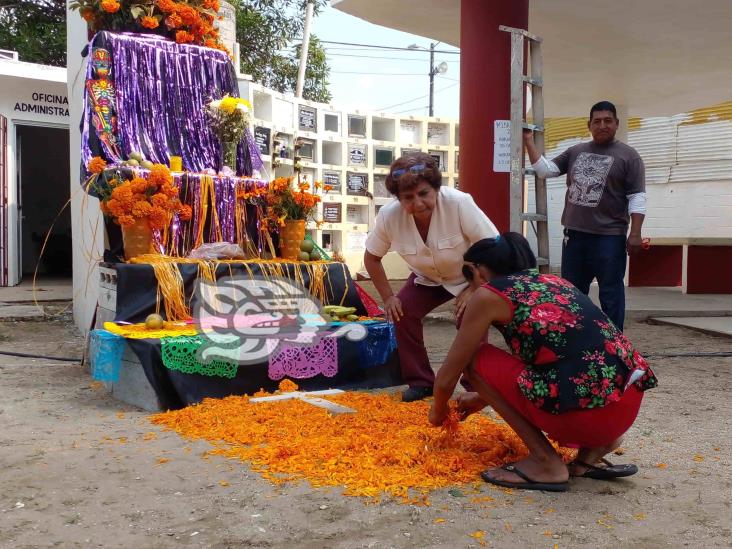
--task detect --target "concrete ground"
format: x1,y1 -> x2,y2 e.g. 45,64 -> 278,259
651,317 -> 732,338
1,316 -> 731,548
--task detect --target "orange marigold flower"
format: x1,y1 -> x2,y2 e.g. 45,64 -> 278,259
141,16 -> 159,29
151,193 -> 168,208
323,184 -> 333,192
298,183 -> 310,191
105,198 -> 122,216
204,38 -> 219,49
148,164 -> 173,186
161,184 -> 179,199
131,201 -> 153,218
117,214 -> 136,228
203,0 -> 219,10
278,379 -> 299,393
147,207 -> 169,230
179,205 -> 192,221
165,13 -> 183,29
157,0 -> 176,13
129,177 -> 150,194
100,0 -> 120,13
175,5 -> 197,25
175,30 -> 195,44
88,156 -> 107,174
111,185 -> 133,203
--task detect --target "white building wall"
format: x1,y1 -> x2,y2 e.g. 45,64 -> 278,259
527,108 -> 732,271
0,61 -> 69,285
67,6 -> 103,333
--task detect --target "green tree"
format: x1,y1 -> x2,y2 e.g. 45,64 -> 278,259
235,0 -> 332,103
0,0 -> 67,67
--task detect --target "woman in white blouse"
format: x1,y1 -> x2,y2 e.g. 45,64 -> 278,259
364,152 -> 498,401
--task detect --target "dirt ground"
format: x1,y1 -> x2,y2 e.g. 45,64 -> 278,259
0,316 -> 731,548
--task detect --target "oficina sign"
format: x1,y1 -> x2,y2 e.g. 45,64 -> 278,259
14,91 -> 69,117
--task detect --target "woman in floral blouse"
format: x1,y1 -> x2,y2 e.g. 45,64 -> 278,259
429,232 -> 657,492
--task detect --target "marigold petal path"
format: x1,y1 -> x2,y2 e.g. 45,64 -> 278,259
150,389 -> 574,503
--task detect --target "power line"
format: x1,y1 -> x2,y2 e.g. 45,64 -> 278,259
330,71 -> 425,76
392,105 -> 429,115
325,52 -> 460,62
376,82 -> 459,111
308,39 -> 461,54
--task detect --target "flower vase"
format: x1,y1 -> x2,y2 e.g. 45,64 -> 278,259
222,140 -> 238,173
279,219 -> 306,261
121,218 -> 153,261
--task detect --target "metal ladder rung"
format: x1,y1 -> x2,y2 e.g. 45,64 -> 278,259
522,76 -> 543,87
499,25 -> 543,43
520,213 -> 547,222
536,257 -> 549,266
522,123 -> 544,132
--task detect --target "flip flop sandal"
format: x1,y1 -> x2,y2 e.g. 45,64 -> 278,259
480,464 -> 569,492
571,458 -> 638,480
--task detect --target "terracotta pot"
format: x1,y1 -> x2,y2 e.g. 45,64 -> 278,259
121,218 -> 153,261
279,219 -> 306,261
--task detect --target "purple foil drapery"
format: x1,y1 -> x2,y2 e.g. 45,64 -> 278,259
213,176 -> 236,243
81,32 -> 264,176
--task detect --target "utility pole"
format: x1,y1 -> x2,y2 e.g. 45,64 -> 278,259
295,1 -> 314,99
429,42 -> 436,116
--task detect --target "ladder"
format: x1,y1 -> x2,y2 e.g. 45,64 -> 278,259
499,25 -> 550,272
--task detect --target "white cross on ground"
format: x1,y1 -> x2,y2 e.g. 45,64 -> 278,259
249,389 -> 355,415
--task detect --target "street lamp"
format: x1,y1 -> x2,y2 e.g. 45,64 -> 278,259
408,43 -> 448,117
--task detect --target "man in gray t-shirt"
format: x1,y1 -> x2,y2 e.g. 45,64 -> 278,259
523,101 -> 647,330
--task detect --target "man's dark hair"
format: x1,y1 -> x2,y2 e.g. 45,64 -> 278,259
463,232 -> 537,277
590,101 -> 618,120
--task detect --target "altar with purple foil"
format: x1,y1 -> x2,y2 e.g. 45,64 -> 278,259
82,31 -> 263,177
81,31 -> 402,408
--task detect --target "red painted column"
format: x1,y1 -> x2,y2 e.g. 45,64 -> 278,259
459,0 -> 529,232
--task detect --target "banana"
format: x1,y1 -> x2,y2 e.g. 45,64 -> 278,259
323,305 -> 357,316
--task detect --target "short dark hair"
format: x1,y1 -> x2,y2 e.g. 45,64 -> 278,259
385,152 -> 442,198
590,101 -> 618,120
463,232 -> 537,277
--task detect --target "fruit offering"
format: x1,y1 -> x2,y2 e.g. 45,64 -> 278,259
323,305 -> 359,322
144,313 -> 165,330
298,239 -> 322,262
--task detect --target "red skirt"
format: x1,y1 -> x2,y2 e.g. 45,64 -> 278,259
474,344 -> 643,448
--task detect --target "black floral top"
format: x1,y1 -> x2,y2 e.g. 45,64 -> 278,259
485,269 -> 657,414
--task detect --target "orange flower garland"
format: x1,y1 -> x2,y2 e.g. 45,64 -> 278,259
150,391 -> 575,503
70,0 -> 227,52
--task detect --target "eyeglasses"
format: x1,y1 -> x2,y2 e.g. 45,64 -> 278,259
390,163 -> 427,180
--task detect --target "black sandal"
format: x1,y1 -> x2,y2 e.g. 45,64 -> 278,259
571,458 -> 638,480
481,464 -> 569,492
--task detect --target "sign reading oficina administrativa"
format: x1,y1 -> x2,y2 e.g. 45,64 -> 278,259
14,91 -> 69,117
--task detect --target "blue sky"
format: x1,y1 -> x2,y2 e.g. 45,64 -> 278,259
310,5 -> 461,118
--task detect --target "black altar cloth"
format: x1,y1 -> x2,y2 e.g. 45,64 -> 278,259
126,337 -> 401,410
111,260 -> 368,324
